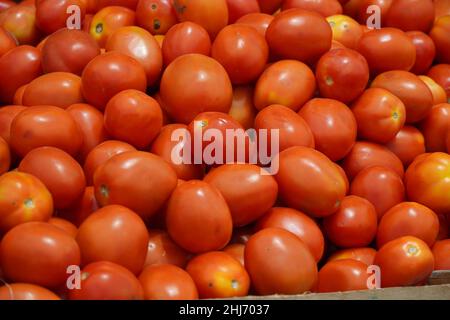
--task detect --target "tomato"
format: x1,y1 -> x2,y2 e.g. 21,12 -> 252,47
135,0 -> 177,35
83,140 -> 136,185
352,88 -> 406,143
275,146 -> 348,217
316,48 -> 369,104
282,0 -> 342,17
76,205 -> 148,274
35,0 -> 86,35
96,0 -> 139,10
0,283 -> 60,300
81,52 -> 147,110
58,186 -> 98,227
212,25 -> 268,85
432,239 -> 450,270
406,31 -> 435,75
162,22 -> 211,66
254,60 -> 315,111
0,172 -> 53,233
228,85 -> 257,130
0,136 -> 9,173
186,251 -> 249,298
104,90 -> 163,149
384,0 -> 434,32
326,15 -> 362,50
144,230 -> 190,268
0,0 -> 15,13
0,105 -> 25,144
173,0 -> 228,39
235,12 -> 273,37
420,75 -> 447,106
328,247 -> 376,266
257,0 -> 282,14
90,6 -> 135,48
12,85 -> 26,105
434,0 -> 450,20
245,228 -> 317,295
68,261 -> 143,300
428,64 -> 450,100
0,45 -> 42,104
105,26 -> 163,87
223,243 -> 245,266
373,236 -> 434,288
317,259 -> 369,293
139,264 -> 198,300
299,98 -> 357,161
0,4 -> 39,45
357,28 -> 416,75
0,26 -> 16,56
255,207 -> 324,262
94,151 -> 177,220
48,217 -> 78,238
160,54 -> 232,124
430,16 -> 450,64
204,164 -> 278,227
166,180 -> 233,253
0,222 -> 80,287
266,9 -> 332,64
41,28 -> 100,75
226,0 -> 259,24
385,126 -> 425,167
420,103 -> 450,152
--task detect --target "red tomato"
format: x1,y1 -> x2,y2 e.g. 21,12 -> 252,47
139,264 -> 198,300
299,98 -> 357,161
226,0 -> 260,23
160,54 -> 232,124
385,126 -> 425,167
35,0 -> 86,34
68,261 -> 143,300
384,0 -> 434,32
275,146 -> 348,217
257,0 -> 282,13
235,12 -> 273,37
0,3 -> 39,45
0,222 -> 80,288
0,105 -> 25,144
428,64 -> 450,99
135,0 -> 177,35
166,180 -> 233,253
245,228 -> 318,295
0,283 -> 59,300
144,229 -> 190,268
58,186 -> 98,227
357,0 -> 393,25
326,14 -> 363,50
432,239 -> 450,270
429,16 -> 450,64
254,60 -> 315,111
223,243 -> 245,266
76,205 -> 149,274
406,31 -> 435,75
228,85 -> 257,130
420,103 -> 450,152
328,247 -> 376,266
12,85 -> 26,105
0,0 -> 15,13
282,0 -> 342,17
0,26 -> 16,56
48,217 -> 78,238
266,8 -> 332,64
434,0 -> 450,20
420,75 -> 447,105
317,259 -> 369,293
374,236 -> 434,287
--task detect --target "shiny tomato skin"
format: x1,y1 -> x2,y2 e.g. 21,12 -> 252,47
420,103 -> 450,152
244,228 -> 318,295
328,247 -> 376,266
166,180 -> 233,253
385,0 -> 434,32
0,3 -> 39,45
406,31 -> 435,75
432,240 -> 450,270
235,12 -> 273,37
135,0 -> 177,35
0,283 -> 60,300
385,126 -> 425,167
0,105 -> 24,144
282,0 -> 342,17
420,75 -> 447,105
35,0 -> 86,35
226,0 -> 260,23
430,15 -> 450,64
58,186 -> 98,227
0,26 -> 16,56
326,14 -> 363,50
428,64 -> 450,99
228,85 -> 257,130
48,217 -> 78,238
144,229 -> 190,268
317,259 -> 369,293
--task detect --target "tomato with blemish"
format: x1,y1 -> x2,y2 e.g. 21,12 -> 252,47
90,6 -> 135,47
326,14 -> 362,50
135,0 -> 177,35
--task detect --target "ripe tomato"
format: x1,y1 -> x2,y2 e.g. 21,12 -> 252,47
226,0 -> 260,23
0,222 -> 80,288
204,164 -> 278,227
0,105 -> 25,144
430,15 -> 450,64
299,98 -> 357,161
245,228 -> 317,295
406,31 -> 435,75
384,0 -> 434,32
0,0 -> 15,13
235,12 -> 273,37
212,24 -> 268,85
13,85 -> 26,105
162,22 -> 211,66
48,217 -> 78,238
228,85 -> 257,130
0,283 -> 59,300
0,3 -> 39,45
357,0 -> 393,26
41,29 -> 100,75
135,0 -> 177,35
254,60 -> 315,111
58,186 -> 98,227
275,146 -> 348,217
385,126 -> 425,167
255,207 -> 325,262
374,236 -> 434,288
94,151 -> 177,220
223,243 -> 245,266
282,0 -> 342,17
160,54 -> 232,124
357,28 -> 416,75
68,261 -> 144,300
428,64 -> 450,99
420,76 -> 447,106
434,0 -> 450,20
144,229 -> 190,268
266,8 -> 332,64
317,259 -> 369,293
35,0 -> 86,34
0,26 -> 16,56
328,247 -> 376,266
326,14 -> 363,50
257,0 -> 282,13
76,205 -> 148,274
432,240 -> 450,270
139,264 -> 198,300
166,180 -> 233,253
420,103 -> 450,152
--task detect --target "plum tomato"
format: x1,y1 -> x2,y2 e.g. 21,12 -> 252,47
235,12 -> 273,37
223,243 -> 245,266
144,229 -> 191,268
419,75 -> 447,105
317,259 -> 369,293
384,0 -> 434,32
328,247 -> 377,266
406,31 -> 435,75
326,14 -> 363,50
0,26 -> 16,56
226,0 -> 260,24
35,0 -> 86,35
257,0 -> 282,14
48,217 -> 78,238
0,136 -> 9,174
135,0 -> 177,35
432,239 -> 450,270
420,103 -> 450,152
385,126 -> 425,167
0,3 -> 39,45
428,64 -> 450,100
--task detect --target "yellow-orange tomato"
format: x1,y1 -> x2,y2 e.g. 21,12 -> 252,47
326,14 -> 363,49
228,85 -> 257,130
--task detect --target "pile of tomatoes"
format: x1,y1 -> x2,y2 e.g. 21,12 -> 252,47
0,0 -> 450,300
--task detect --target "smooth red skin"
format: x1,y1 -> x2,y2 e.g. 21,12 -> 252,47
0,222 -> 81,288
81,52 -> 147,110
385,126 -> 425,167
144,230 -> 190,268
96,0 -> 139,10
228,85 -> 257,130
68,261 -> 144,300
212,24 -> 268,85
420,103 -> 450,152
160,54 -> 232,124
36,0 -> 86,34
245,228 -> 318,295
432,240 -> 450,270
83,140 -> 136,185
377,202 -> 439,248
48,217 -> 78,238
255,207 -> 325,262
420,75 -> 447,106
282,0 -> 342,17
357,28 -> 416,75
223,243 -> 245,266
266,8 -> 332,64
0,283 -> 60,300
374,236 -> 434,288
166,180 -> 233,254
162,22 -> 211,66
0,105 -> 26,144
58,186 -> 98,227
317,259 -> 369,293
139,264 -> 198,300
316,48 -> 369,104
0,136 -> 10,174
342,141 -> 404,181
254,60 -> 316,112
94,151 -> 178,220
328,247 -> 376,266
235,12 -> 273,37
299,98 -> 357,161
204,164 -> 278,227
0,26 -> 16,56
384,0 -> 434,32
257,0 -> 282,13
428,64 -> 450,99
67,103 -> 108,161
406,31 -> 435,75
275,146 -> 348,217
430,16 -> 450,65
42,28 -> 100,75
0,4 -> 39,45
0,45 -> 42,103
12,84 -> 27,105
135,0 -> 177,35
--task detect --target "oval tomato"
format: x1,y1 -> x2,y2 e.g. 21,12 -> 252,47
0,3 -> 39,45
430,15 -> 450,64
0,283 -> 60,300
0,136 -> 9,174
432,239 -> 450,270
144,229 -> 190,268
328,247 -> 376,266
257,0 -> 282,14
326,14 -> 363,49
35,0 -> 86,35
385,0 -> 434,32
385,126 -> 425,167
48,217 -> 78,238
235,12 -> 273,37
420,103 -> 450,152
317,259 -> 369,293
406,31 -> 435,75
135,0 -> 177,35
420,75 -> 447,105
0,105 -> 25,144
